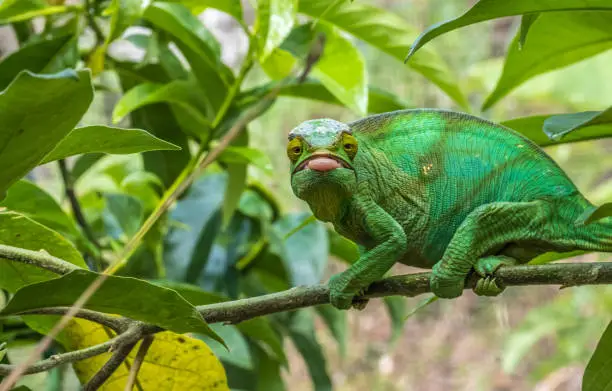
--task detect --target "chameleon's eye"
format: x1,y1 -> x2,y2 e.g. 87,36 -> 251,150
287,138 -> 303,161
342,133 -> 358,159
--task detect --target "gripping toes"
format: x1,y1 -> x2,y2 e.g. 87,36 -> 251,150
472,256 -> 516,297
430,263 -> 466,299
328,273 -> 370,310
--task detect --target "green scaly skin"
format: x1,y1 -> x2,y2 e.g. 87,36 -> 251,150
287,109 -> 612,310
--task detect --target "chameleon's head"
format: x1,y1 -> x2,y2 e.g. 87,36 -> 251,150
287,119 -> 358,205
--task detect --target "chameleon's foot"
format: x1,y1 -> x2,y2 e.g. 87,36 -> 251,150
328,272 -> 360,310
472,256 -> 516,297
430,263 -> 466,299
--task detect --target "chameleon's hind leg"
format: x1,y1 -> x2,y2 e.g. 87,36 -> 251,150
472,256 -> 518,296
431,201 -> 548,299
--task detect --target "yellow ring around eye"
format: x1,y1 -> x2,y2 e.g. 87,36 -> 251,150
287,138 -> 303,161
342,134 -> 358,158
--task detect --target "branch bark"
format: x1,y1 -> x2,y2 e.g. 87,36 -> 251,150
0,244 -> 78,275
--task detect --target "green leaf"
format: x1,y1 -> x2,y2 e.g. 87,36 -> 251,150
383,296 -> 407,344
311,23 -> 367,115
256,0 -> 297,61
164,173 -> 226,281
252,343 -> 286,391
543,107 -> 612,141
201,323 -> 252,369
577,203 -> 612,226
0,211 -> 87,293
0,33 -> 77,90
218,146 -> 273,173
152,279 -> 287,364
104,0 -> 150,43
287,311 -> 332,391
315,305 -> 347,357
241,79 -> 410,114
273,213 -> 328,286
0,0 -> 70,24
102,193 -> 144,240
299,0 -> 468,109
222,163 -> 247,229
144,2 -> 229,112
518,13 -> 538,49
1,269 -> 222,342
165,0 -> 243,22
328,229 -> 359,264
0,180 -> 79,237
482,12 -> 612,109
41,125 -> 180,163
501,114 -> 612,147
406,0 -> 612,62
112,81 -> 210,127
583,321 -> 612,391
0,70 -> 93,198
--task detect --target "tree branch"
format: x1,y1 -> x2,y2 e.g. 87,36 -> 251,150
1,258 -> 611,385
197,262 -> 612,324
0,244 -> 78,275
0,326 -> 141,376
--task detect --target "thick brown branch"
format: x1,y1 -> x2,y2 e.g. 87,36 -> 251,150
197,262 -> 612,324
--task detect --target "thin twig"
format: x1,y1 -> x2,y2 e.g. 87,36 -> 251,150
0,244 -> 78,275
123,335 -> 154,391
58,159 -> 101,252
83,342 -> 137,391
16,308 -> 127,333
0,327 -> 141,376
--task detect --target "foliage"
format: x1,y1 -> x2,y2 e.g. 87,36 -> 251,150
0,0 -> 611,390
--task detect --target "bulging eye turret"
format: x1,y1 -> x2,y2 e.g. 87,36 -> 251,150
342,133 -> 358,159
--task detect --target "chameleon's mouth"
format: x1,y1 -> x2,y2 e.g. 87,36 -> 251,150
294,154 -> 352,173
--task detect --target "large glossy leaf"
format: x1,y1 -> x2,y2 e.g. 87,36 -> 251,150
482,12 -> 612,109
256,0 -> 297,61
0,180 -> 79,237
0,33 -> 77,90
112,81 -> 210,127
406,0 -> 612,61
0,211 -> 86,293
1,269 -> 222,341
583,321 -> 612,391
41,125 -> 180,163
299,0 -> 468,109
310,23 -> 367,115
0,70 -> 93,198
501,114 -> 612,147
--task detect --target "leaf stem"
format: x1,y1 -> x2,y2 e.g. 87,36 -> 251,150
83,341 -> 137,391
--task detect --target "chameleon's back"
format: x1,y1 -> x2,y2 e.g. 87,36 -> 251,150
349,109 -> 584,260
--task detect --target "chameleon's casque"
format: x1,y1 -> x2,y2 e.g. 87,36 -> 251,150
287,109 -> 612,309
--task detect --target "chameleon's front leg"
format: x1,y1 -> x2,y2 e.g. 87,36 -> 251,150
431,201 -> 546,299
329,201 -> 407,310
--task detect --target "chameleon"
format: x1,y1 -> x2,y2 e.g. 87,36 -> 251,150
286,109 -> 612,310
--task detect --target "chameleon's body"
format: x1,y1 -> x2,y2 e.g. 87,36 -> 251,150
287,109 -> 612,309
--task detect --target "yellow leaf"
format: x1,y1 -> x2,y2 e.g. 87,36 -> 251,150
26,317 -> 229,390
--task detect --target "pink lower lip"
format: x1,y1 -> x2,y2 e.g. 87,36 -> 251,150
307,157 -> 342,172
